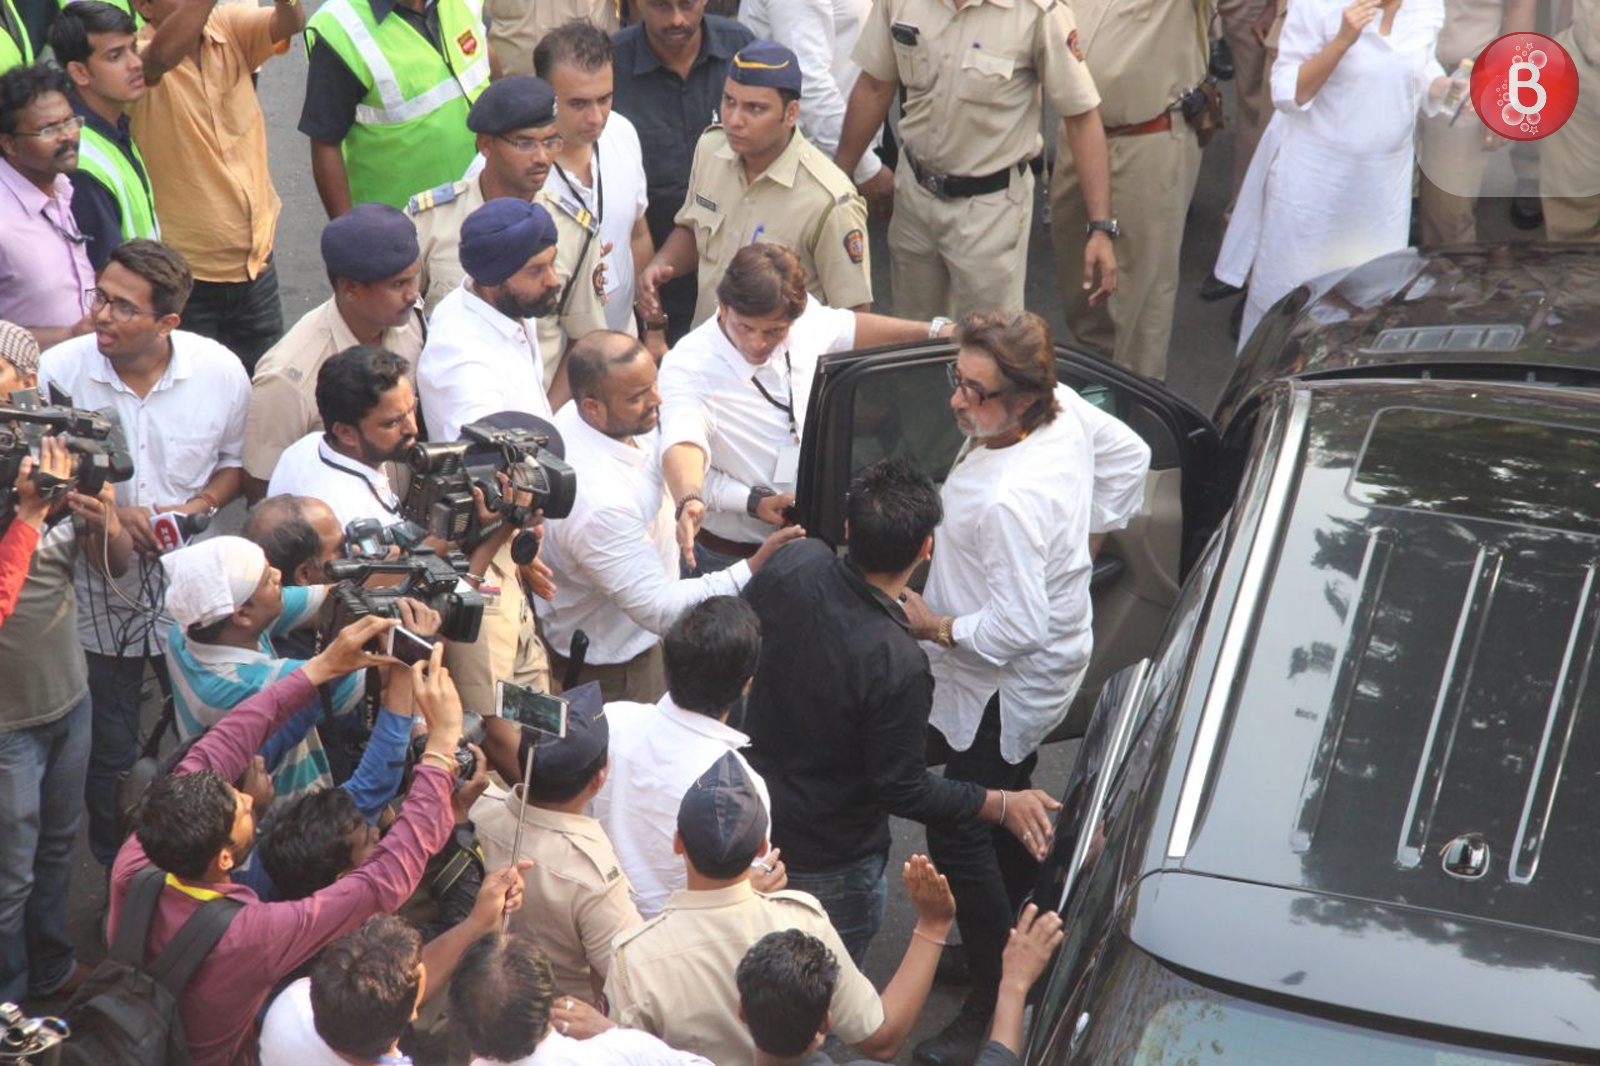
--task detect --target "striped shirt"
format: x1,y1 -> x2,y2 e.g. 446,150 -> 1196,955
166,585 -> 366,803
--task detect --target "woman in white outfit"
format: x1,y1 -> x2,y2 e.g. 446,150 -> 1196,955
1216,0 -> 1453,349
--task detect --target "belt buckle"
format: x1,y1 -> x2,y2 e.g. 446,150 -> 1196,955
921,170 -> 946,198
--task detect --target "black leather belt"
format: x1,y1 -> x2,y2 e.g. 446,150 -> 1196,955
905,150 -> 1021,200
695,529 -> 761,560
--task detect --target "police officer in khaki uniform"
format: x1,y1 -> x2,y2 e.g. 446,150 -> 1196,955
243,204 -> 425,497
1541,0 -> 1600,240
471,682 -> 642,1006
637,40 -> 871,329
605,753 -> 892,1066
407,75 -> 607,389
1049,0 -> 1207,381
486,0 -> 618,78
1417,0 -> 1533,246
836,0 -> 1116,322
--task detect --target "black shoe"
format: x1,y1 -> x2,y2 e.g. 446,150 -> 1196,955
1210,37 -> 1236,80
935,945 -> 972,986
914,1000 -> 995,1066
1510,194 -> 1544,230
1199,272 -> 1242,301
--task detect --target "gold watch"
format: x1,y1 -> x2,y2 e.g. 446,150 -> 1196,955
936,615 -> 956,648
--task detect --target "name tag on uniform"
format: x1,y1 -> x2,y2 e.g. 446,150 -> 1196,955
773,444 -> 801,486
479,583 -> 502,609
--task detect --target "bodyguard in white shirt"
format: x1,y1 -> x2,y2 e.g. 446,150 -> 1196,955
896,310 -> 1099,1060
659,243 -> 951,571
419,198 -> 563,444
265,345 -> 417,532
535,22 -> 657,345
591,597 -> 777,918
38,239 -> 250,867
540,332 -> 800,702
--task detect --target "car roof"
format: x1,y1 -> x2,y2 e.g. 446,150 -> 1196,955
1177,376 -> 1600,959
1215,245 -> 1600,431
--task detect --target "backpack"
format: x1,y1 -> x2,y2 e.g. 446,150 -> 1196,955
59,865 -> 242,1066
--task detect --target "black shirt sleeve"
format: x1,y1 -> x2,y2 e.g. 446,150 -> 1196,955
298,34 -> 368,142
67,171 -> 123,273
864,668 -> 987,827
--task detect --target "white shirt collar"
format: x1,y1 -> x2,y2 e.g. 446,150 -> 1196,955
566,405 -> 654,469
655,692 -> 752,747
707,315 -> 786,383
457,280 -> 532,344
315,435 -> 395,499
86,337 -> 191,394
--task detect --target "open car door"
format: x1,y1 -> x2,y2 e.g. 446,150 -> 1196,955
793,340 -> 1220,741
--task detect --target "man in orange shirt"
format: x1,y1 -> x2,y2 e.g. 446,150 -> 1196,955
128,0 -> 304,373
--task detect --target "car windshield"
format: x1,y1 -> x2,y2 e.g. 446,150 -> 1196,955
1077,938 -> 1567,1065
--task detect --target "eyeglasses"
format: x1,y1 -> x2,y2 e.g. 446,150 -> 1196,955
946,362 -> 1010,404
499,133 -> 565,154
14,115 -> 84,140
89,288 -> 159,323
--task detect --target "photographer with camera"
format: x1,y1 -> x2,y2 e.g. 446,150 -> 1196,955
267,344 -> 417,531
0,427 -> 129,1007
161,535 -> 438,813
38,237 -> 252,868
109,625 -> 471,1066
245,494 -> 345,592
541,331 -> 801,702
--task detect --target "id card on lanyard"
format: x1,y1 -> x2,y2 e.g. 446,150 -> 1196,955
749,352 -> 801,486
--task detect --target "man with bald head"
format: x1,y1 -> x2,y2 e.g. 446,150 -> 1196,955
537,331 -> 801,702
244,495 -> 344,589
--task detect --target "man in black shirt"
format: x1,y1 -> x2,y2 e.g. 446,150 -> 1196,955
610,0 -> 751,342
742,457 -> 1059,966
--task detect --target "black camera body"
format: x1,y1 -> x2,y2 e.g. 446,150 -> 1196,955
319,547 -> 484,644
408,710 -> 487,788
343,517 -> 427,560
401,420 -> 577,543
0,389 -> 133,513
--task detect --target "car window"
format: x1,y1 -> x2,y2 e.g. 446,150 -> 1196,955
840,356 -> 1180,487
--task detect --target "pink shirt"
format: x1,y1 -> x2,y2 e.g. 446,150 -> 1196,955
0,157 -> 93,329
108,670 -> 457,1066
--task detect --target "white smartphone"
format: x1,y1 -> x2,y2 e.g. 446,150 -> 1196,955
496,681 -> 569,738
383,625 -> 435,667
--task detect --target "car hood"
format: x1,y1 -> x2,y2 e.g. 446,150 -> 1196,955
1215,244 -> 1600,430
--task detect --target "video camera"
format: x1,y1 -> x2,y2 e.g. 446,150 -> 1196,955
343,517 -> 428,561
319,546 -> 484,645
401,419 -> 576,551
0,387 -> 133,514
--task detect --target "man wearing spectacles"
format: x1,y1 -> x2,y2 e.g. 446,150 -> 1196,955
0,64 -> 95,351
409,75 -> 606,394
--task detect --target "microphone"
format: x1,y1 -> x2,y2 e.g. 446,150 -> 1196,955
149,510 -> 212,554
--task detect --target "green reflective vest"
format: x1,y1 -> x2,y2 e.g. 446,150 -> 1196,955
306,0 -> 489,209
1,0 -> 33,71
53,0 -> 142,27
77,122 -> 159,242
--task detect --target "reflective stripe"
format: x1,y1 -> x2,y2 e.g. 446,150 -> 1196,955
165,872 -> 226,901
353,54 -> 488,125
324,0 -> 405,111
76,134 -> 160,240
76,140 -> 132,205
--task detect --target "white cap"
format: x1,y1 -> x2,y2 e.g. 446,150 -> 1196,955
160,536 -> 268,630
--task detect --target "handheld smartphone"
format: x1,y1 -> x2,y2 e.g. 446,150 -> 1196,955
496,681 -> 569,738
384,625 -> 435,667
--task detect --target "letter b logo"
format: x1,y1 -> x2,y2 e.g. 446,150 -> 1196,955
1472,32 -> 1579,140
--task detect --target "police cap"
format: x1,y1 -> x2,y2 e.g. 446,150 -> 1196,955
467,74 -> 558,135
320,203 -> 420,282
728,40 -> 802,94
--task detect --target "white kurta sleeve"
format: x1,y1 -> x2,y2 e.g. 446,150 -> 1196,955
1271,0 -> 1335,113
950,498 -> 1054,665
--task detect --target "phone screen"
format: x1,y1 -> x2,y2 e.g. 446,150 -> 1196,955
496,681 -> 569,738
386,626 -> 435,667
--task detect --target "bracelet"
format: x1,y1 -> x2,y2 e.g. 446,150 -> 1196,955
936,615 -> 956,648
419,749 -> 459,776
998,789 -> 1008,826
463,571 -> 486,585
190,491 -> 221,514
674,492 -> 704,522
912,927 -> 948,947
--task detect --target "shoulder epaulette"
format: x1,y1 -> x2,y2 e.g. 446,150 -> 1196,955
406,179 -> 469,216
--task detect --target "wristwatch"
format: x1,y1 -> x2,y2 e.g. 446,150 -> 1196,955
747,485 -> 777,518
1086,219 -> 1121,239
928,316 -> 953,338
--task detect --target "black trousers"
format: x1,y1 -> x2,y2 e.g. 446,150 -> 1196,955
926,693 -> 1039,1005
181,255 -> 285,375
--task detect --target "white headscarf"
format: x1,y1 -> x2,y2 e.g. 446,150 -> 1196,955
160,536 -> 267,630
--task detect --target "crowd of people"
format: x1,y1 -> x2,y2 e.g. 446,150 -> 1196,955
0,0 -> 1588,1063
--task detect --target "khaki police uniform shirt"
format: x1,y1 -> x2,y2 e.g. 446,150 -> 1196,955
472,784 -> 641,1005
408,175 -> 608,389
851,0 -> 1101,176
242,298 -> 425,481
673,127 -> 871,326
1071,0 -> 1205,127
605,880 -> 886,1066
1435,0 -> 1502,67
485,0 -> 618,78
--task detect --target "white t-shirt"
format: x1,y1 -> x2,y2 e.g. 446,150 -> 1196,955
476,1025 -> 713,1064
419,280 -> 554,444
257,978 -> 354,1066
543,113 -> 651,335
265,433 -> 402,533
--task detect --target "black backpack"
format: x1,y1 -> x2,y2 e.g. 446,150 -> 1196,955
59,865 -> 242,1066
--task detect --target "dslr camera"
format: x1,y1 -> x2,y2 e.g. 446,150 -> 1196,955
408,710 -> 487,788
0,388 -> 133,515
318,546 -> 485,645
401,419 -> 577,546
343,517 -> 428,561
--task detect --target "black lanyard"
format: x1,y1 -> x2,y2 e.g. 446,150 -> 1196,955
318,444 -> 399,515
748,351 -> 798,439
553,142 -> 603,226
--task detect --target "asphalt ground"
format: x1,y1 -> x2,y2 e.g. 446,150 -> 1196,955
53,34 -> 1545,1063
